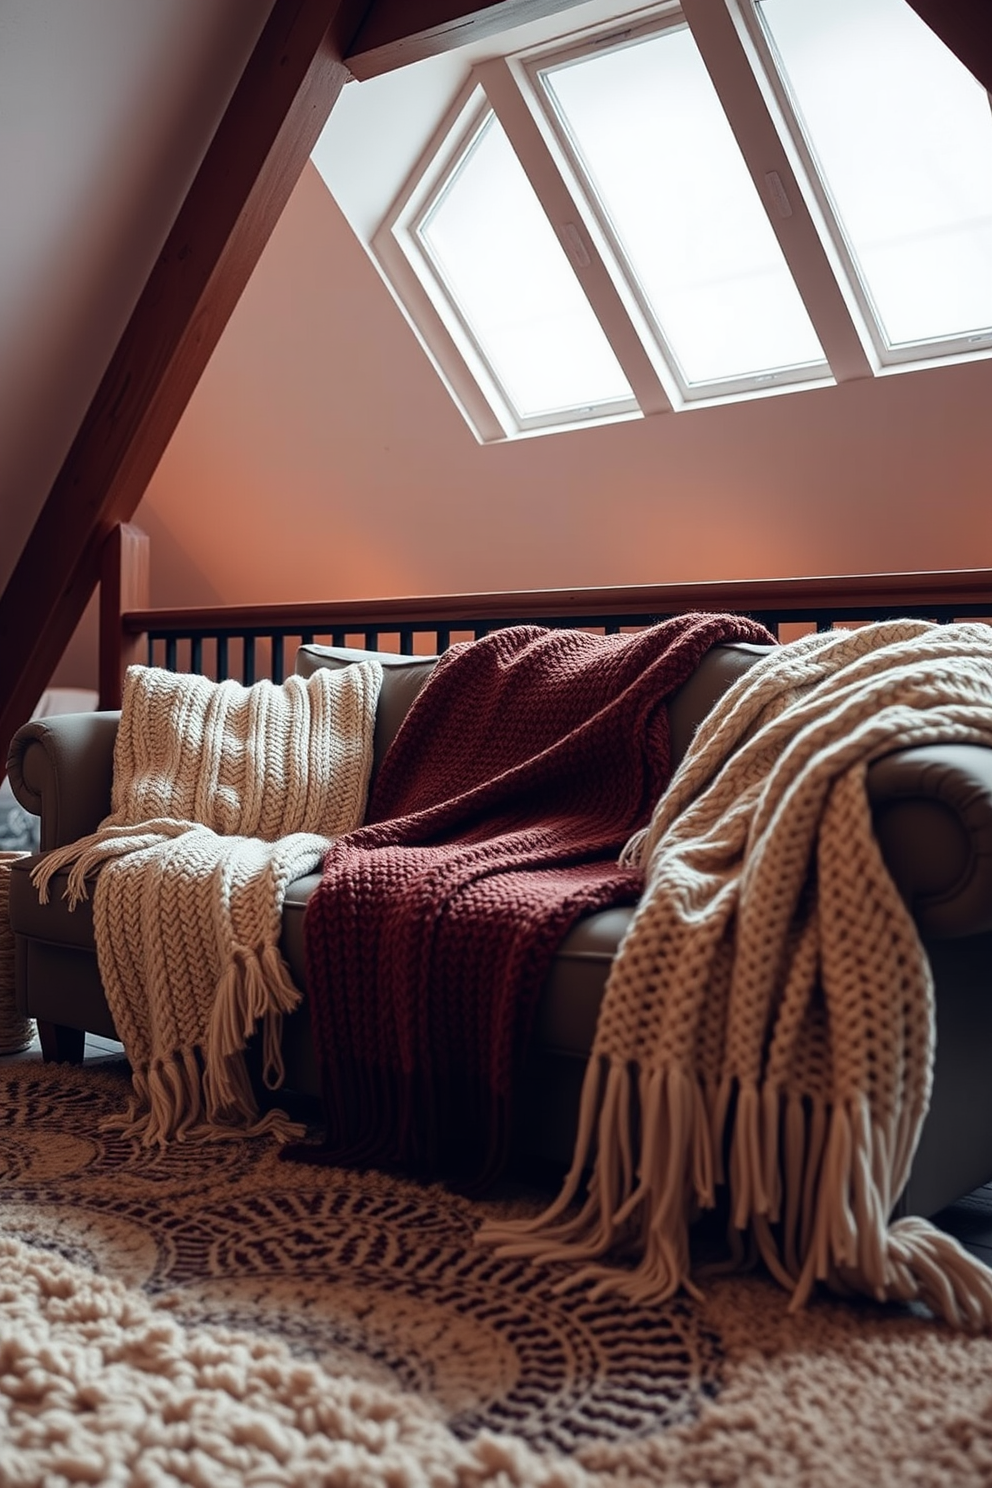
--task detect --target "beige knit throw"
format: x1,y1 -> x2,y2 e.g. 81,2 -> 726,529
32,661 -> 382,1145
481,620 -> 992,1330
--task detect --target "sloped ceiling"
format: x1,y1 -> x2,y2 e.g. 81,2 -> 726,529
0,0 -> 572,758
0,0 -> 371,758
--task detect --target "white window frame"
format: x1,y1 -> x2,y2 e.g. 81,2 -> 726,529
679,0 -> 876,383
374,84 -> 519,443
374,81 -> 645,440
733,0 -> 992,370
475,54 -> 676,418
516,9 -> 834,402
367,0 -> 992,444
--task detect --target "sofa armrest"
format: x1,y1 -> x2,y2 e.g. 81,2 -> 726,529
6,712 -> 121,851
868,743 -> 992,939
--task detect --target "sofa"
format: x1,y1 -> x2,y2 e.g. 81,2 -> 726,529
0,687 -> 98,853
7,637 -> 992,1221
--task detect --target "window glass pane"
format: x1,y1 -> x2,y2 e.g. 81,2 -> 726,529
418,112 -> 632,420
540,26 -> 825,387
758,0 -> 992,348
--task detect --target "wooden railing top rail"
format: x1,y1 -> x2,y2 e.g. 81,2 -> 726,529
92,533 -> 992,711
124,569 -> 992,636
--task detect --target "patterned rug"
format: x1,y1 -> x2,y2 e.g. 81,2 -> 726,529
3,1058 -> 992,1485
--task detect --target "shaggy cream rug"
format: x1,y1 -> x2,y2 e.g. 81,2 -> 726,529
3,1059 -> 992,1486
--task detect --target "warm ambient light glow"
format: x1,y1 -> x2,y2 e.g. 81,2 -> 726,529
539,21 -> 825,386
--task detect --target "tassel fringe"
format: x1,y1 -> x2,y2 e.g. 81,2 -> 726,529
100,1040 -> 304,1148
479,1062 -> 992,1331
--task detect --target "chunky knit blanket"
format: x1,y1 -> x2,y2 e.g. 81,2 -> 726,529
299,614 -> 773,1187
481,620 -> 992,1330
33,661 -> 382,1144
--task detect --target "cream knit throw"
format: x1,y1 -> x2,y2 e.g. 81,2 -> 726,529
482,620 -> 992,1330
32,661 -> 382,1145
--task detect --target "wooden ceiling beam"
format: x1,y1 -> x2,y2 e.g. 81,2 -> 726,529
0,0 -> 373,768
346,0 -> 992,86
906,0 -> 992,92
344,0 -> 586,78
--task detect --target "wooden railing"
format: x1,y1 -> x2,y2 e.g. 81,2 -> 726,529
98,526 -> 992,707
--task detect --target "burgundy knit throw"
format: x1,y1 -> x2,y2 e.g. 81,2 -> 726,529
299,615 -> 773,1187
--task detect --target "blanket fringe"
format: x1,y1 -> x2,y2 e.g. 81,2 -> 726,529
479,1056 -> 705,1304
100,1045 -> 303,1147
479,1066 -> 992,1330
789,1095 -> 992,1330
31,821 -> 194,907
206,943 -> 302,1096
98,940 -> 306,1148
203,944 -> 303,1131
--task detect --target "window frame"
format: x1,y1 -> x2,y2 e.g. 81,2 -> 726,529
518,9 -> 833,401
366,0 -> 992,445
374,81 -> 644,440
738,0 -> 992,369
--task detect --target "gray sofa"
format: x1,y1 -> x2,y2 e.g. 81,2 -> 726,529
7,639 -> 992,1219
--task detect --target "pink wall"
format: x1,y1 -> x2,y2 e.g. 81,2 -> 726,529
135,160 -> 991,612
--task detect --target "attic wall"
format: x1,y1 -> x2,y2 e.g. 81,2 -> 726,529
134,159 -> 992,622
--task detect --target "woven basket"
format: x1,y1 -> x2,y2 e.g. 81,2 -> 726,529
0,851 -> 34,1054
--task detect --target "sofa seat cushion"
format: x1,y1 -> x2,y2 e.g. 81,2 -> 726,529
279,871 -> 322,987
533,906 -> 633,1058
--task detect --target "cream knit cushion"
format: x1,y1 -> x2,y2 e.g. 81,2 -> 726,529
481,621 -> 992,1330
33,662 -> 382,1143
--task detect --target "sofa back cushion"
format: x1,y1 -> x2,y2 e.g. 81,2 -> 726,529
666,641 -> 774,769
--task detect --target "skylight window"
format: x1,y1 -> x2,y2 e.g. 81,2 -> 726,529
341,0 -> 992,443
535,22 -> 825,388
756,0 -> 992,355
417,111 -> 634,422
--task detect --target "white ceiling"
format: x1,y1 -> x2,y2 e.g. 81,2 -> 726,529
0,0 -> 274,595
